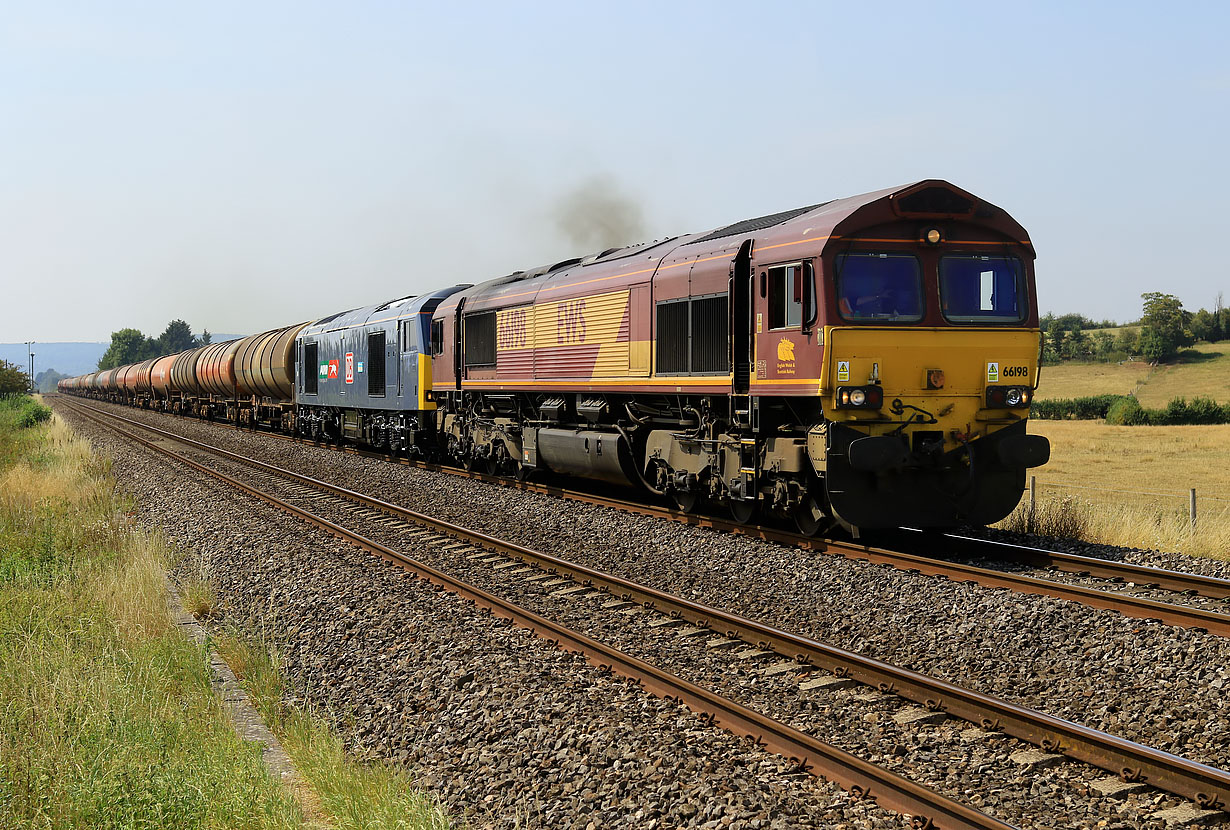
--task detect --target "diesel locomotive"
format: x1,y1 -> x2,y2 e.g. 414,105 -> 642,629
62,179 -> 1050,534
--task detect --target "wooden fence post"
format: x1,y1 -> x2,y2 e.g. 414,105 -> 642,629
1190,488 -> 1197,533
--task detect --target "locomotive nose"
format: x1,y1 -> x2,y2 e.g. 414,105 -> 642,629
997,433 -> 1050,468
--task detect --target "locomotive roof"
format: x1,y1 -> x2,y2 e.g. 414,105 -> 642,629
301,284 -> 469,336
443,179 -> 1032,314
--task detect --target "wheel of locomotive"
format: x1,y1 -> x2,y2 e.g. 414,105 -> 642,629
671,489 -> 700,514
793,494 -> 829,537
729,498 -> 758,525
514,463 -> 535,482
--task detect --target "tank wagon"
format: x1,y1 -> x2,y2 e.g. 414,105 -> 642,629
61,180 -> 1049,533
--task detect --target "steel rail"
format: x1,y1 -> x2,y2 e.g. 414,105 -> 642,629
933,532 -> 1230,600
60,397 -> 1230,813
198,402 -> 1230,603
59,397 -> 1012,830
64,397 -> 1230,632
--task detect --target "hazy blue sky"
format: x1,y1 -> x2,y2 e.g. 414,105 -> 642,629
3,1 -> 1227,343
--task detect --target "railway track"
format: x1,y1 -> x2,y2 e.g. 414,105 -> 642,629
57,396 -> 1007,830
67,394 -> 1230,637
57,396 -> 1230,823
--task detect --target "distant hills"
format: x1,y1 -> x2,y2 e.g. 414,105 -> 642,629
0,337 -> 246,377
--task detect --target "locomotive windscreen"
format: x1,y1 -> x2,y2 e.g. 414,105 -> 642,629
939,255 -> 1027,323
835,254 -> 924,322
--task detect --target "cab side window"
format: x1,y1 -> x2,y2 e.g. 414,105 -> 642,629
430,320 -> 445,356
767,264 -> 803,329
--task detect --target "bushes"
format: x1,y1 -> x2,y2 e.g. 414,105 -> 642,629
0,395 -> 52,430
1105,396 -> 1149,425
1153,396 -> 1230,425
1033,393 -> 1230,425
1031,394 -> 1128,420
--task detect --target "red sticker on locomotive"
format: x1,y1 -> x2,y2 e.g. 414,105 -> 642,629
327,360 -> 339,379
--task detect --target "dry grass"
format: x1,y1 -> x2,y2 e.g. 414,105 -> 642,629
1035,342 -> 1230,405
1006,420 -> 1230,559
1035,360 -> 1154,400
181,577 -> 220,621
1133,343 -> 1230,408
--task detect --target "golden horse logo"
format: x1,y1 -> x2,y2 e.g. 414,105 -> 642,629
777,338 -> 795,362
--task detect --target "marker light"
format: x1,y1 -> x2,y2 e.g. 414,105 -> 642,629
925,228 -> 942,244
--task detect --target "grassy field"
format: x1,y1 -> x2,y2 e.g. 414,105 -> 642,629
999,419 -> 1230,559
1035,342 -> 1230,405
0,397 -> 452,829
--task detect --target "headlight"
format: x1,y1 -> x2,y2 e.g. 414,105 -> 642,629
836,386 -> 883,410
986,385 -> 1032,409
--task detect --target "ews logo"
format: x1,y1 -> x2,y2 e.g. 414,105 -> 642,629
556,300 -> 586,343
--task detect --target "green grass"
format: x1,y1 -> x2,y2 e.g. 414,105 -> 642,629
0,403 -> 304,829
213,631 -> 452,830
1036,341 -> 1230,404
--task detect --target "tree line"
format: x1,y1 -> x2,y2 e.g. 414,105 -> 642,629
1042,292 -> 1227,364
96,320 -> 212,370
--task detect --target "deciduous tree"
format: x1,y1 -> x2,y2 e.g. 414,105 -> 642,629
0,360 -> 30,394
1138,292 -> 1193,361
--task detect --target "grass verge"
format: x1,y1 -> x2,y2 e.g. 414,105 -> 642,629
995,494 -> 1230,561
2,399 -> 453,829
213,632 -> 452,830
0,403 -> 303,828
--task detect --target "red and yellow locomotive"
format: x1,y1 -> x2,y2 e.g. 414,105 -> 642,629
429,180 -> 1049,533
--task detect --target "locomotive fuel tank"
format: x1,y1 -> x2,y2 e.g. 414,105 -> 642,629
530,428 -> 639,487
